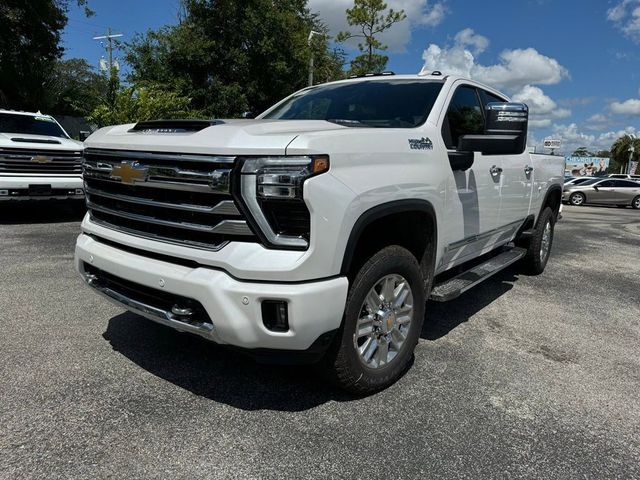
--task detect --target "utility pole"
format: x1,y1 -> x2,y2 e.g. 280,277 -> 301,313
93,28 -> 123,77
308,30 -> 321,86
93,28 -> 123,106
627,134 -> 637,174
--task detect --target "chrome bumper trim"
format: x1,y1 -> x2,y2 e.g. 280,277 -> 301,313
81,271 -> 215,337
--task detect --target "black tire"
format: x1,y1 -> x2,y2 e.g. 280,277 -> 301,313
569,192 -> 586,206
521,207 -> 555,275
632,196 -> 640,210
322,246 -> 426,395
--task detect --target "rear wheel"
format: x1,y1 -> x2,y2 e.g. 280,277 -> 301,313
323,246 -> 425,394
521,207 -> 555,275
633,196 -> 640,210
569,192 -> 586,206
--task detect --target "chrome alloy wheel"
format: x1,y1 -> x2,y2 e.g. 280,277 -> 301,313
540,220 -> 552,262
634,197 -> 640,209
570,193 -> 584,206
353,274 -> 414,369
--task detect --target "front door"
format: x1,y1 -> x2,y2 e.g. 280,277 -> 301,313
440,84 -> 502,268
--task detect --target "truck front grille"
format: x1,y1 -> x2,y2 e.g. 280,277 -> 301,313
83,148 -> 256,250
0,147 -> 83,175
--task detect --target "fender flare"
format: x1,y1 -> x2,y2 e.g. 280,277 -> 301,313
538,184 -> 563,224
339,199 -> 438,275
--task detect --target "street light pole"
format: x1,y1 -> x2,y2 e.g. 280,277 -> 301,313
308,30 -> 321,87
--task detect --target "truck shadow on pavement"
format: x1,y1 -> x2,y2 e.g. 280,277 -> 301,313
0,201 -> 85,224
102,267 -> 519,411
102,313 -> 353,411
422,268 -> 518,341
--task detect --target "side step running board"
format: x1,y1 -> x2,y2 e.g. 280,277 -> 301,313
429,247 -> 526,302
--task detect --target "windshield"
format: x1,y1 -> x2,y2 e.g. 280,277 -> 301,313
262,80 -> 444,128
0,113 -> 68,138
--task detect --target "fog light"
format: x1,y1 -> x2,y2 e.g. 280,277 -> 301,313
0,190 -> 7,196
262,300 -> 289,332
75,188 -> 84,195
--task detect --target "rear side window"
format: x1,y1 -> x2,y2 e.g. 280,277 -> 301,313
442,86 -> 484,149
614,180 -> 639,187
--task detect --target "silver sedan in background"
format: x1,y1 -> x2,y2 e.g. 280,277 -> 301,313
563,178 -> 640,209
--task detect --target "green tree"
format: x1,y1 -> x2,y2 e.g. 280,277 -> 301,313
125,0 -> 344,117
572,146 -> 592,157
610,134 -> 640,173
0,1 -> 92,111
336,0 -> 406,76
88,83 -> 200,127
47,58 -> 108,116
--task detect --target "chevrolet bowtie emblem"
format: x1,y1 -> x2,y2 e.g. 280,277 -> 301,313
31,155 -> 52,164
110,162 -> 147,184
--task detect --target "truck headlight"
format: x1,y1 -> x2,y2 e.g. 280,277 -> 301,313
237,155 -> 329,249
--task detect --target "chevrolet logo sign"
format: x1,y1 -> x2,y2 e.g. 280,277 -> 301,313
110,162 -> 147,184
31,155 -> 52,164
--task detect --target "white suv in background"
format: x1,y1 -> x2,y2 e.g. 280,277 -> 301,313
0,110 -> 84,202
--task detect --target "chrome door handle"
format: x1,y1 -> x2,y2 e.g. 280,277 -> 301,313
524,165 -> 534,175
490,165 -> 503,177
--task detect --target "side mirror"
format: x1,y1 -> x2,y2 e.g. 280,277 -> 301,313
458,102 -> 528,155
241,111 -> 255,119
79,130 -> 91,141
593,186 -> 599,191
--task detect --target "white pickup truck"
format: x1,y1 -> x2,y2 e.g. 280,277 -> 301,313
75,73 -> 564,393
0,110 -> 84,201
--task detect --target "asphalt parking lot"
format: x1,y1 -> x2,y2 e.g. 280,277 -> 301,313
0,203 -> 639,479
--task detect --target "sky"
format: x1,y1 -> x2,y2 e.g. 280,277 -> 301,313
63,0 -> 640,154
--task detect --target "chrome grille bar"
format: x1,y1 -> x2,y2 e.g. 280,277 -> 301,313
87,200 -> 252,235
85,185 -> 241,215
83,160 -> 231,194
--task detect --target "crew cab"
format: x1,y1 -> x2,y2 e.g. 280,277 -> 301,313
75,73 -> 564,393
0,110 -> 84,202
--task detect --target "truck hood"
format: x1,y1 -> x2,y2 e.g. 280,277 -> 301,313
0,132 -> 83,151
85,119 -> 347,155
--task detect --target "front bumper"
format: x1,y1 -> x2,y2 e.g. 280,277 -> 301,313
0,175 -> 84,201
75,233 -> 348,352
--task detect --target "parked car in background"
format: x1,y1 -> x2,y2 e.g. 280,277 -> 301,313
607,174 -> 640,182
0,110 -> 84,202
563,178 -> 640,208
565,177 -> 596,187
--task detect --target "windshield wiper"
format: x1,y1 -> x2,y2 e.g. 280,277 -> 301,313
326,118 -> 370,128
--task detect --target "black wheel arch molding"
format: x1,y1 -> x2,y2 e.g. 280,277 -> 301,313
339,199 -> 438,279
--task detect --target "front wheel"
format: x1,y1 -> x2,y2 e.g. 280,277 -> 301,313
521,207 -> 555,275
323,246 -> 426,394
569,192 -> 586,206
632,196 -> 640,210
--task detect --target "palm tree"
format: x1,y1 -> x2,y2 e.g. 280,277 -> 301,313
611,135 -> 640,173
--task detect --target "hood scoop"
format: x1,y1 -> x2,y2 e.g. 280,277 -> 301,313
129,119 -> 225,134
11,137 -> 61,144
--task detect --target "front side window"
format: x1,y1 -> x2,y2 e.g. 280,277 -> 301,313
598,180 -> 615,187
262,80 -> 444,128
0,113 -> 68,138
443,86 -> 484,149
